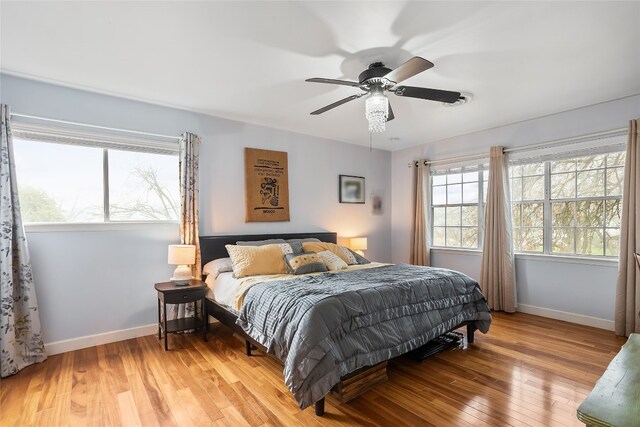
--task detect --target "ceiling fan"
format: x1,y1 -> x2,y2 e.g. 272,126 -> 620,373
306,56 -> 463,132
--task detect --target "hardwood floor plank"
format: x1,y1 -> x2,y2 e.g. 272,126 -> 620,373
176,388 -> 212,426
0,312 -> 627,426
36,353 -> 63,412
69,347 -> 89,426
116,390 -> 143,427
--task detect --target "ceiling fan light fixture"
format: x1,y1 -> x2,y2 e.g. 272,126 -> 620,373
306,56 -> 462,133
365,90 -> 388,133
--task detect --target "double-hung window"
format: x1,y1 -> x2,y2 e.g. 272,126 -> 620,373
12,123 -> 180,224
429,133 -> 626,258
431,166 -> 488,249
510,162 -> 545,252
511,150 -> 625,257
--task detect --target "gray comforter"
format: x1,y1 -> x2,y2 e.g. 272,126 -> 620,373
236,264 -> 492,409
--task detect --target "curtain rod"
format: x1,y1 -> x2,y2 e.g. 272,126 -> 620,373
408,126 -> 628,168
11,112 -> 181,141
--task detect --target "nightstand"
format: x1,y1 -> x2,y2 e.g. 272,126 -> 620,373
154,279 -> 207,351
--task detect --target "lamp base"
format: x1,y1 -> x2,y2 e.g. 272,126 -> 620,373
170,265 -> 193,286
170,279 -> 191,286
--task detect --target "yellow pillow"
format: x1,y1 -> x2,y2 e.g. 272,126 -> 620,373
301,241 -> 355,264
225,244 -> 288,278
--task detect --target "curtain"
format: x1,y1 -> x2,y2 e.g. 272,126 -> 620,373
0,105 -> 47,377
615,119 -> 639,336
170,132 -> 201,320
480,146 -> 516,312
410,162 -> 430,266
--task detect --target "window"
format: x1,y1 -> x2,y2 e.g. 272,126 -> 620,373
511,162 -> 545,253
108,150 -> 179,221
15,140 -> 104,222
431,166 -> 488,249
511,151 -> 624,257
429,148 -> 625,258
13,127 -> 179,224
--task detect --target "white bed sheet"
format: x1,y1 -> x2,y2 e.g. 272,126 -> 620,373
205,271 -> 242,309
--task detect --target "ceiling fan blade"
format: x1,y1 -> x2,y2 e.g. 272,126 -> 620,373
384,57 -> 434,86
387,101 -> 395,122
306,78 -> 361,88
310,94 -> 362,115
394,86 -> 461,103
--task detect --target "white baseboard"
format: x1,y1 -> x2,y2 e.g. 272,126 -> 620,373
44,305 -> 614,355
44,324 -> 157,355
517,304 -> 614,331
44,318 -> 219,355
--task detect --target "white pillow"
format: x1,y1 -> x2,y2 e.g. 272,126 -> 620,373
203,257 -> 233,280
317,250 -> 348,271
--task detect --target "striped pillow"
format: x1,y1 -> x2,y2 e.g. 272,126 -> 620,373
317,250 -> 348,271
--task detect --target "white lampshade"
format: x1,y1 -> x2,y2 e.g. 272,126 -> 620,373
168,245 -> 196,265
350,237 -> 368,251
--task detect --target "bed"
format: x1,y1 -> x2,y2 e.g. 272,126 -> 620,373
200,232 -> 492,416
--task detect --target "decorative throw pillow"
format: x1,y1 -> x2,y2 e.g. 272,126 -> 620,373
203,257 -> 234,279
338,246 -> 358,265
317,250 -> 348,271
347,248 -> 371,264
286,238 -> 321,254
284,253 -> 328,275
302,242 -> 357,265
225,244 -> 288,278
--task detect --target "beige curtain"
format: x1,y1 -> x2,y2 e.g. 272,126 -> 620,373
170,132 -> 201,320
480,146 -> 516,312
615,119 -> 639,336
410,162 -> 430,266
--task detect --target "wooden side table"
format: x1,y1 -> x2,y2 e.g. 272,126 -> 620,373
154,280 -> 207,351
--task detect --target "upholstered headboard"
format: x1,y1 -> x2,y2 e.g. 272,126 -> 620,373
199,232 -> 337,269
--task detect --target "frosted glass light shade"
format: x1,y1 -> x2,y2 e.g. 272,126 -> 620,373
350,237 -> 368,251
168,245 -> 196,265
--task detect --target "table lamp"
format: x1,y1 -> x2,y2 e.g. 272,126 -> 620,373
168,244 -> 196,285
350,237 -> 368,257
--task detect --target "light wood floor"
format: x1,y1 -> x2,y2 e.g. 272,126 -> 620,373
0,312 -> 627,426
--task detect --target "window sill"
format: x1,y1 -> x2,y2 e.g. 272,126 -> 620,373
514,252 -> 618,267
431,247 -> 482,256
24,221 -> 179,233
431,247 -> 618,267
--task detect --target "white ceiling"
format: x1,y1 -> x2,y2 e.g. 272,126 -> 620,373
1,1 -> 639,151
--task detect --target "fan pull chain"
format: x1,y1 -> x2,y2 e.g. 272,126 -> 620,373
369,132 -> 372,152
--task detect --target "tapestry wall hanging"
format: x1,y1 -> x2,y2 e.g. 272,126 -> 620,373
244,148 -> 290,222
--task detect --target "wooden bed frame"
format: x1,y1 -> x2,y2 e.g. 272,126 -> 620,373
200,232 -> 477,416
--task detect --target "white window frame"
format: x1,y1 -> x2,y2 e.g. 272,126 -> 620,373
430,166 -> 488,249
512,153 -> 624,258
12,122 -> 180,231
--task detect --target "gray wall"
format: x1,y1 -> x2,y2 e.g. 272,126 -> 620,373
0,74 -> 392,344
391,95 -> 640,321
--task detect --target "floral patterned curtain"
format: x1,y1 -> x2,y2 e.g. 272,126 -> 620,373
0,104 -> 47,377
170,132 -> 201,320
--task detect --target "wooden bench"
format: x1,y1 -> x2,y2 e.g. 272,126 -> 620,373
577,333 -> 640,426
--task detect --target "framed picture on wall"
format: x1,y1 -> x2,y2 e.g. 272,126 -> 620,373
244,148 -> 290,222
339,175 -> 365,204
